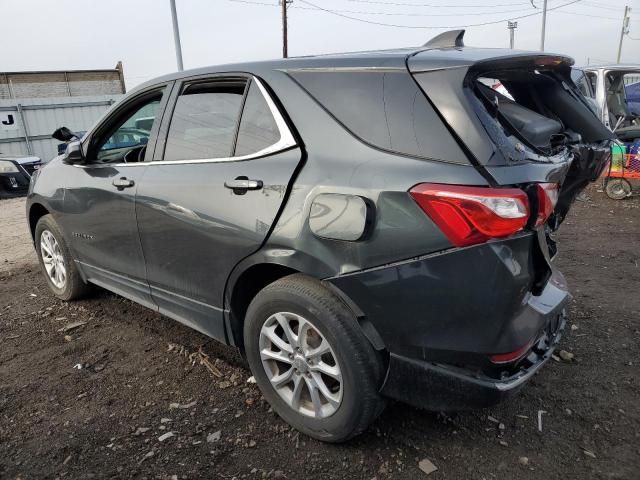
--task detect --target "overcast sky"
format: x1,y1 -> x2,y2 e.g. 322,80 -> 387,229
2,0 -> 639,89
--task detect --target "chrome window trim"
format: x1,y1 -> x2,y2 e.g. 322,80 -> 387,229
73,76 -> 297,169
285,66 -> 405,73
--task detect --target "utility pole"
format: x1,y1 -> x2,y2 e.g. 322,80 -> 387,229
169,0 -> 184,71
540,0 -> 548,51
507,21 -> 518,49
281,0 -> 290,58
617,6 -> 631,64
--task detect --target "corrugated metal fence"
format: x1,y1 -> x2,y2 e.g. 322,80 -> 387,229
0,95 -> 123,161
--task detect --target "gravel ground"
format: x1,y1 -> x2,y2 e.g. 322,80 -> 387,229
0,187 -> 638,479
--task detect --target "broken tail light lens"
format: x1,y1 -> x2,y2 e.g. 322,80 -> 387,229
489,340 -> 535,364
534,56 -> 565,67
535,183 -> 559,227
409,183 -> 529,247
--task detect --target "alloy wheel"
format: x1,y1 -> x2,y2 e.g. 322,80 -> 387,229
40,230 -> 66,289
259,311 -> 343,418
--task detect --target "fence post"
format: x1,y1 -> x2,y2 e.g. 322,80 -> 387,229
16,103 -> 33,155
63,72 -> 72,96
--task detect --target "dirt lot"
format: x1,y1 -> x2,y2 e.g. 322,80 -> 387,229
0,198 -> 34,273
1,188 -> 638,480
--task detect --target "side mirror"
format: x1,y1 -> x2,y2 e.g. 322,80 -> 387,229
62,141 -> 85,165
52,126 -> 78,142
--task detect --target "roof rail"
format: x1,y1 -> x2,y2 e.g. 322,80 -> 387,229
423,29 -> 465,49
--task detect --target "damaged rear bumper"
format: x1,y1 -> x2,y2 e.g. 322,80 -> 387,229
380,310 -> 565,411
328,233 -> 570,411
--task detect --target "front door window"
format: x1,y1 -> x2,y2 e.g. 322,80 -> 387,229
92,92 -> 164,164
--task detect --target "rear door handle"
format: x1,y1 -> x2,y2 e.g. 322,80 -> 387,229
224,177 -> 263,195
112,177 -> 135,190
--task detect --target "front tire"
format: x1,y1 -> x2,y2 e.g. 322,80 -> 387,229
244,274 -> 385,442
35,214 -> 91,301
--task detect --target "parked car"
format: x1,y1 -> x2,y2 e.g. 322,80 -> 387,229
572,65 -> 640,142
27,30 -> 613,442
572,66 -> 640,198
0,153 -> 42,198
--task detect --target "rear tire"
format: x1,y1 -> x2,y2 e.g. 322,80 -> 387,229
605,178 -> 632,200
244,274 -> 385,442
35,214 -> 92,301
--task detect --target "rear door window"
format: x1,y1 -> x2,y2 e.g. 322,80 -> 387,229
163,81 -> 245,161
234,81 -> 281,156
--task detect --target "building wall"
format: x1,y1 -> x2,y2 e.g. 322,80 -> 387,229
1,68 -> 125,99
0,66 -> 126,160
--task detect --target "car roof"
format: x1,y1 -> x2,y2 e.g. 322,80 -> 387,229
133,29 -> 570,93
134,46 -> 425,91
137,47 -> 568,86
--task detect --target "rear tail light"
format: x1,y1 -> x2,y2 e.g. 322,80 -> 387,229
535,183 -> 559,226
410,183 -> 529,247
489,340 -> 535,364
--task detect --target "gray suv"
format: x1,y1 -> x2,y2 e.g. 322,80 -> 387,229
27,31 -> 612,442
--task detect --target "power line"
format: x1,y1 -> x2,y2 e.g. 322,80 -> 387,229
229,0 -> 539,16
291,6 -> 540,16
228,0 -> 620,23
228,0 -> 627,25
344,0 -> 536,7
554,9 -> 621,19
296,0 -> 583,29
228,0 -> 278,5
582,0 -> 634,10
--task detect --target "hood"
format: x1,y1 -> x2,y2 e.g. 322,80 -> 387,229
0,154 -> 41,165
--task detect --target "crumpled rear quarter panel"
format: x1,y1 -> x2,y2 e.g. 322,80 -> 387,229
328,233 -> 569,359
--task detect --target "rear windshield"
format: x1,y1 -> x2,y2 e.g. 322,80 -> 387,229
469,65 -> 611,157
289,70 -> 468,164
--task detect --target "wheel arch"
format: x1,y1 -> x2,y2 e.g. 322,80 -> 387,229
226,262 -> 300,349
28,203 -> 50,241
224,255 -> 387,357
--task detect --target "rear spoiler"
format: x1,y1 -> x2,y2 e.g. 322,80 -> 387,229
408,49 -> 574,74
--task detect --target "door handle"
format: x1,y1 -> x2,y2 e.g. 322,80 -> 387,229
224,177 -> 263,195
112,177 -> 135,190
